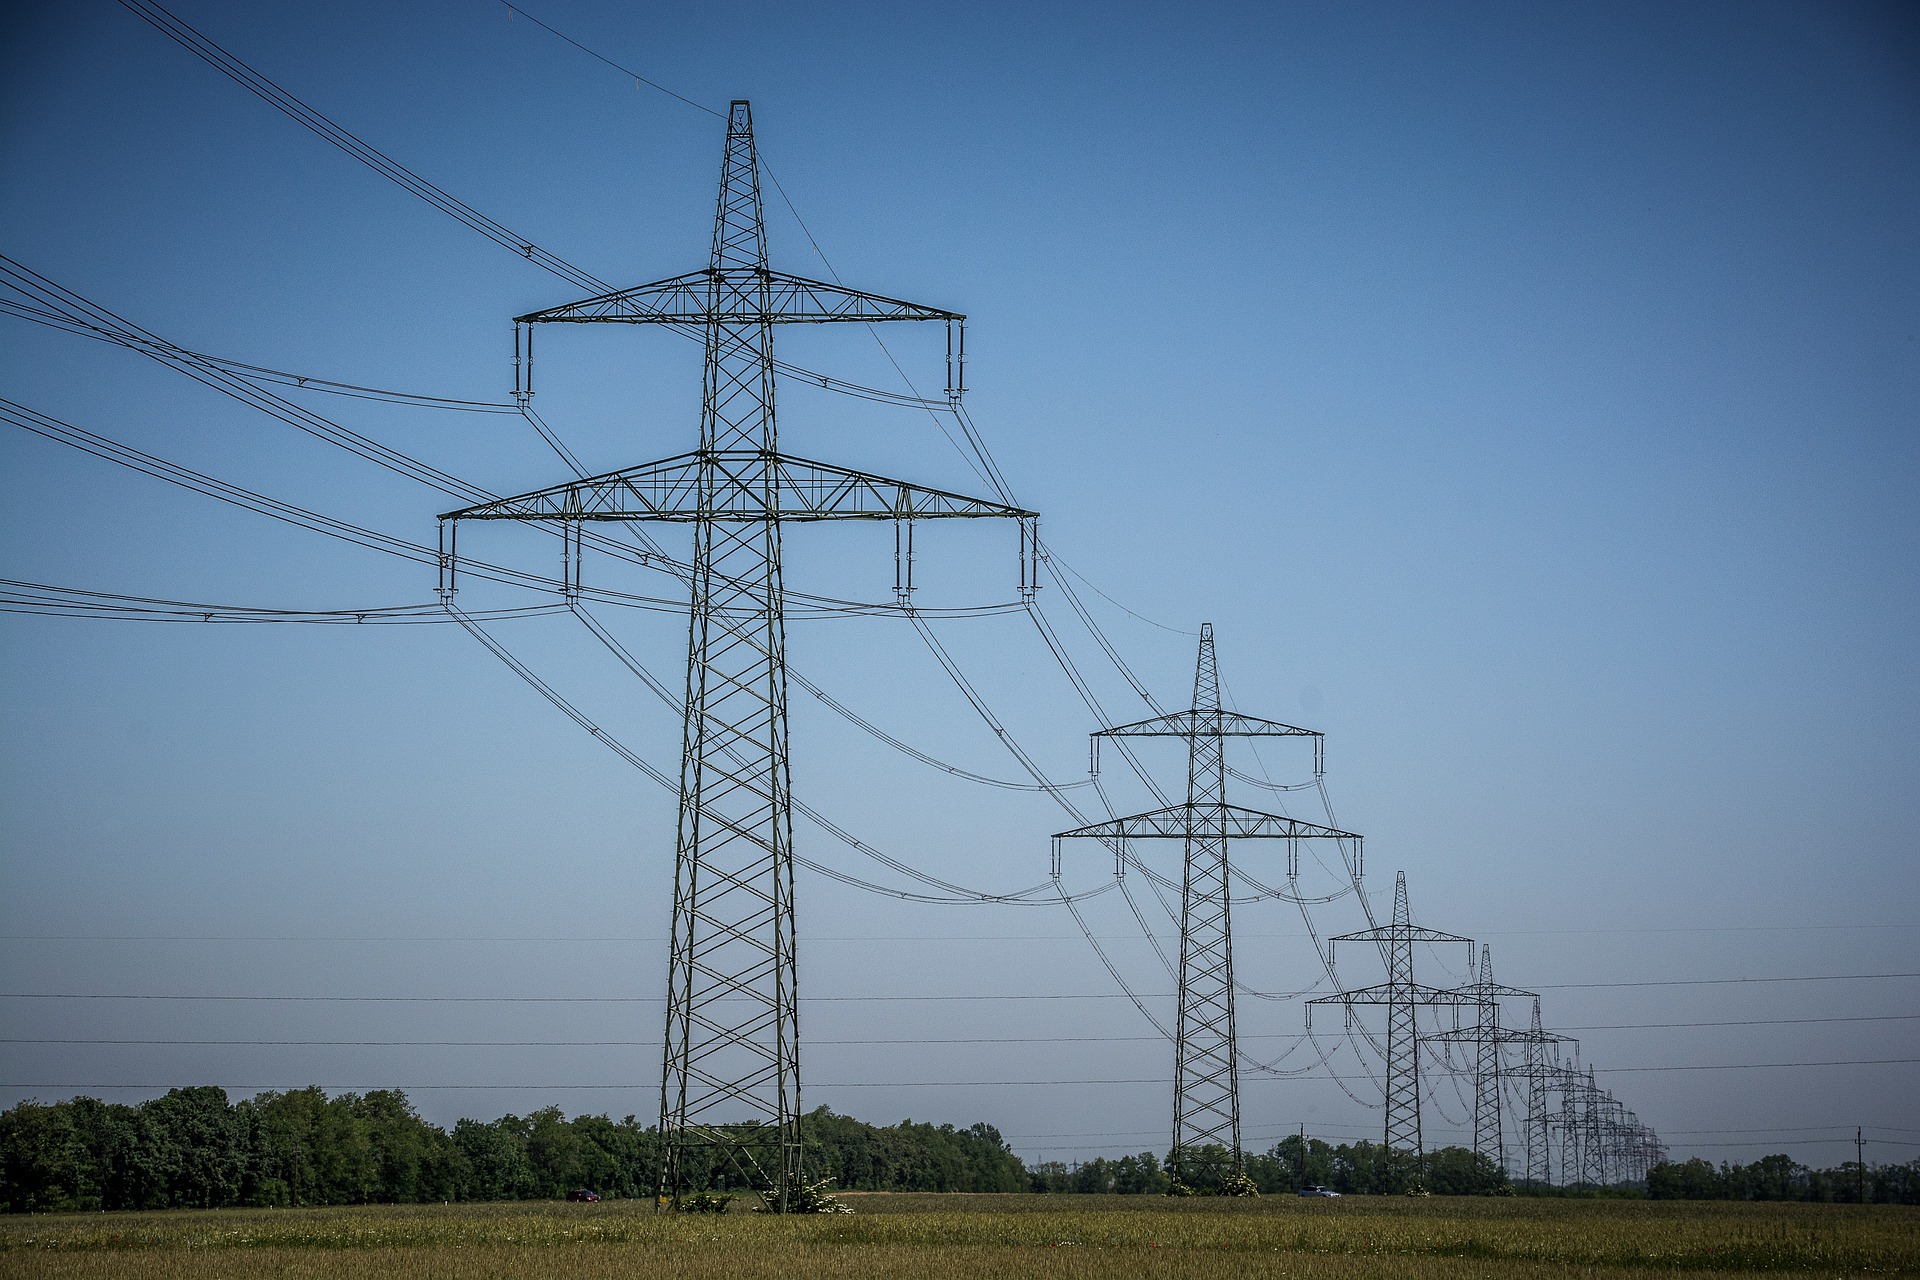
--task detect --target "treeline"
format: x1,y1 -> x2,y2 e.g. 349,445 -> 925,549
1030,1136 -> 1509,1196
0,1085 -> 1528,1213
1648,1154 -> 1920,1205
0,1089 -> 1025,1213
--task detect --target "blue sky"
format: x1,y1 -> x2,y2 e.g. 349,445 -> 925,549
2,0 -> 1916,1170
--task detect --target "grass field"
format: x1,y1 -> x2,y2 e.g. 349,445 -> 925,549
2,1193 -> 1914,1278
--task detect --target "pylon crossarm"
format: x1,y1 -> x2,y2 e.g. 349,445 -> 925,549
1053,802 -> 1357,842
1097,709 -> 1321,739
1328,923 -> 1474,946
515,267 -> 963,326
440,450 -> 1036,523
1306,981 -> 1483,1008
1424,1025 -> 1556,1044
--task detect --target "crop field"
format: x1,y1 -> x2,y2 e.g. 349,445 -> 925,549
2,1194 -> 1914,1279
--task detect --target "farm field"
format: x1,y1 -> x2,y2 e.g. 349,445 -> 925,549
2,1194 -> 1915,1279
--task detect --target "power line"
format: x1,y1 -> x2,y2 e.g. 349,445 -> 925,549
0,580 -> 563,626
10,1012 -> 1914,1046
1556,1014 -> 1920,1032
1673,1137 -> 1920,1150
8,924 -> 1909,941
499,1 -> 723,120
1598,1059 -> 1920,1074
1531,973 -> 1920,991
0,398 -> 691,612
0,298 -> 519,413
1661,1124 -> 1920,1136
2,257 -> 487,501
6,973 -> 1914,1001
0,1035 -> 1258,1048
115,0 -> 608,293
9,1061 -> 1917,1093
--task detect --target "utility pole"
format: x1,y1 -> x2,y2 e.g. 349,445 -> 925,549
1307,872 -> 1476,1176
1052,624 -> 1357,1187
440,102 -> 1036,1209
1857,1126 -> 1866,1203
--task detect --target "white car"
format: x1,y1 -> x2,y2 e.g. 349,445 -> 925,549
1297,1185 -> 1341,1197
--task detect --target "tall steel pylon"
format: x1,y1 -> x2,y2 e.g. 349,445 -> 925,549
1425,944 -> 1538,1170
1052,624 -> 1357,1184
1308,872 -> 1475,1168
440,102 -> 1036,1209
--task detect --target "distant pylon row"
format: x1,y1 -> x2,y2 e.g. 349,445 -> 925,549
1059,625 -> 1662,1189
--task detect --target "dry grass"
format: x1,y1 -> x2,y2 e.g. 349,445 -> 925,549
2,1194 -> 1914,1279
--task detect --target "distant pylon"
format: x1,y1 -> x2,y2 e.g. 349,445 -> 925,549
1448,945 -> 1538,1169
1308,872 -> 1476,1166
1516,1001 -> 1574,1186
1583,1068 -> 1612,1186
1552,1062 -> 1610,1187
1052,623 -> 1356,1185
440,102 -> 1036,1209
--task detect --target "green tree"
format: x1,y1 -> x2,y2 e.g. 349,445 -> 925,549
143,1087 -> 246,1208
0,1101 -> 84,1212
1648,1157 -> 1722,1200
452,1117 -> 534,1201
1421,1146 -> 1510,1195
1257,1134 -> 1337,1191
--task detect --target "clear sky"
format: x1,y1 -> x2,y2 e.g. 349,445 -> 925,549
2,0 -> 1916,1172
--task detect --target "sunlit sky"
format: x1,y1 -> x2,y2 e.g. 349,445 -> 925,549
3,0 -> 1916,1171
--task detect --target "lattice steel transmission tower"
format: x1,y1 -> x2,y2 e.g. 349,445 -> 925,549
1512,1000 -> 1574,1186
1554,1063 -> 1612,1187
1308,872 -> 1476,1166
1425,944 -> 1538,1170
440,102 -> 1036,1209
1052,624 -> 1357,1184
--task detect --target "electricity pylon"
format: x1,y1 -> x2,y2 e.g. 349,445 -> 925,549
440,102 -> 1036,1209
1511,1001 -> 1575,1186
1424,944 -> 1538,1170
1307,872 -> 1475,1170
1051,624 -> 1358,1185
1554,1063 -> 1611,1187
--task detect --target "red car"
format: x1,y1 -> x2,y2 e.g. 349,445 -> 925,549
566,1189 -> 601,1202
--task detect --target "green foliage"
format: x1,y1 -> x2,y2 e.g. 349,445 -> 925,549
802,1108 -> 1027,1194
1217,1169 -> 1260,1197
764,1176 -> 852,1214
1248,1134 -> 1338,1192
0,1094 -> 1029,1212
679,1190 -> 733,1213
1647,1152 -> 1920,1204
1046,1138 -> 1510,1200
